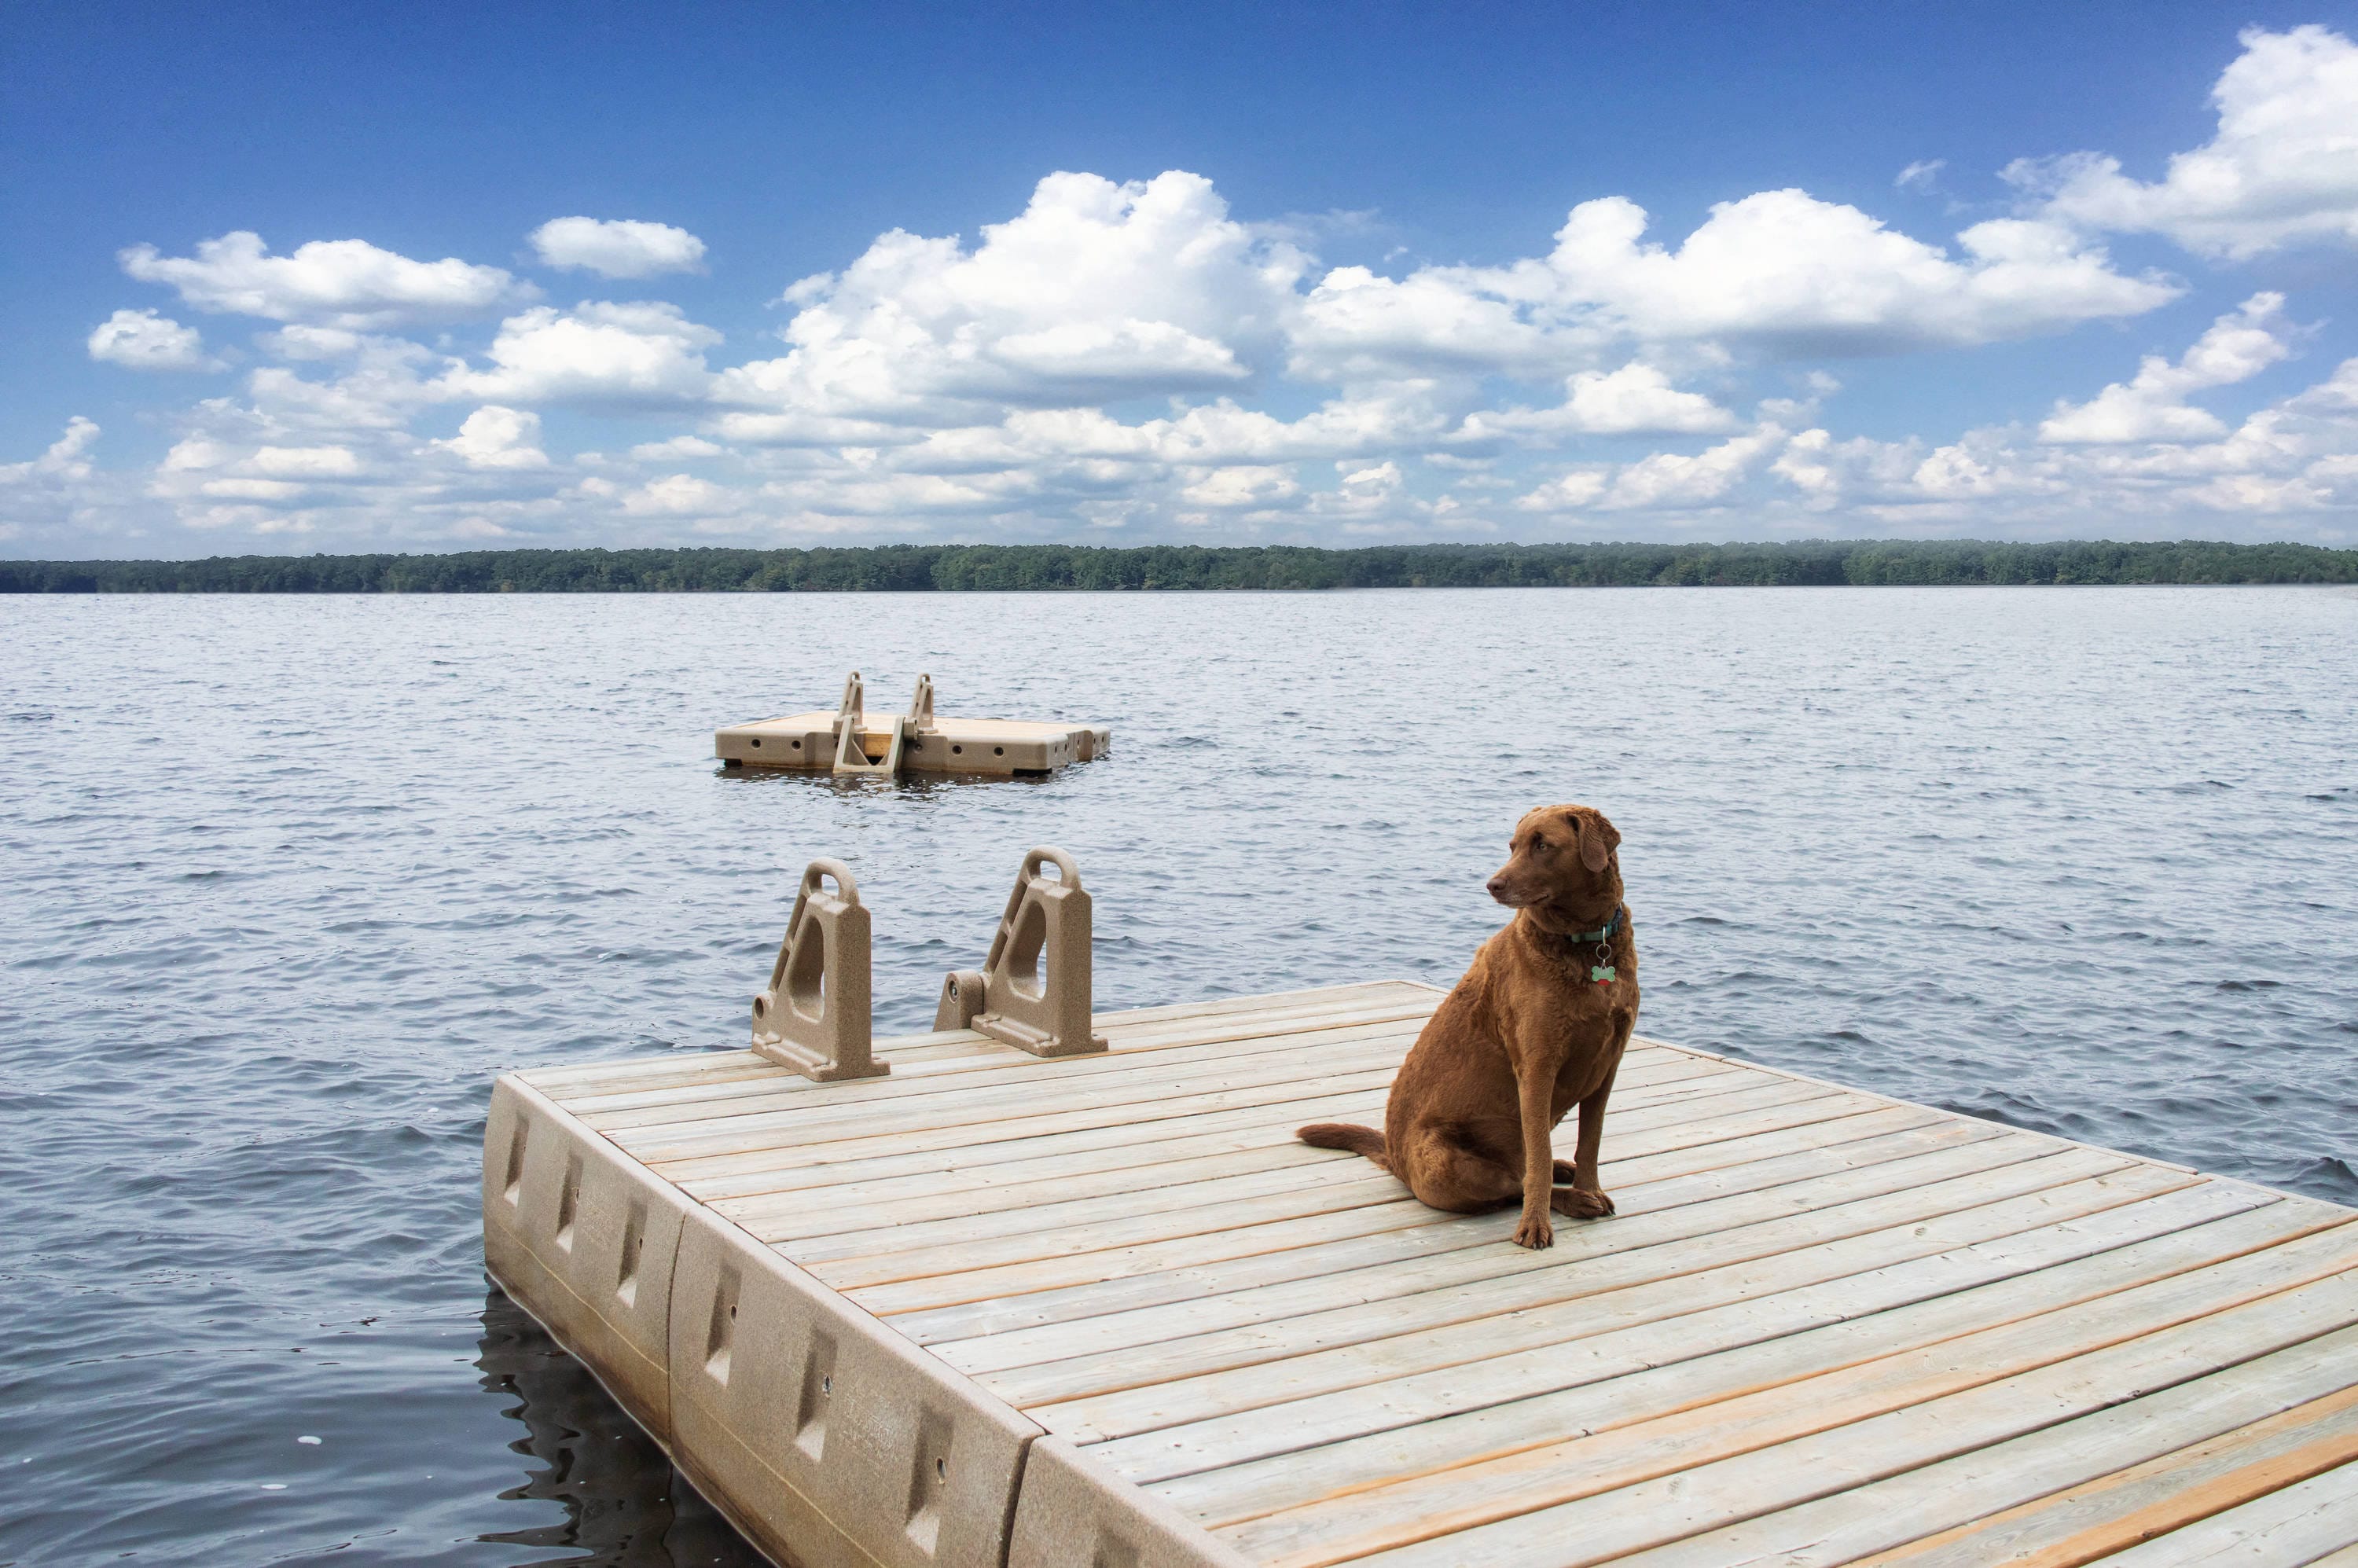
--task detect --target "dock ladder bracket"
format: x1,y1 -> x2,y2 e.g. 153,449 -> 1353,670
830,670 -> 907,777
934,846 -> 1107,1056
751,858 -> 887,1081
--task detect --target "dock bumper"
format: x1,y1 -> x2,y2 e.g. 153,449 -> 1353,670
1009,1438 -> 1253,1568
668,1204 -> 1041,1568
483,1076 -> 696,1445
485,1074 -> 1055,1568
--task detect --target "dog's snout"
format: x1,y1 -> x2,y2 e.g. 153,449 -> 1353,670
1486,875 -> 1513,903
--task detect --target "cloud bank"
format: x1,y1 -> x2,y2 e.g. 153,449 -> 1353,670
15,25 -> 2358,554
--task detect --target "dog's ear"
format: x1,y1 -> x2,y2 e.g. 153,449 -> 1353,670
1577,813 -> 1616,873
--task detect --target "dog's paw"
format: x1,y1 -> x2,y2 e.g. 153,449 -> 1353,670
1552,1186 -> 1617,1220
1512,1212 -> 1555,1250
1552,1159 -> 1578,1184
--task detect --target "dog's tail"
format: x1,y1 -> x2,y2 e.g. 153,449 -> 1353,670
1297,1122 -> 1390,1170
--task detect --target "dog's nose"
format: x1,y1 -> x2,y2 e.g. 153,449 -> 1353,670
1486,876 -> 1508,899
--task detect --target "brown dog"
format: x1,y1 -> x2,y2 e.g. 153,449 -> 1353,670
1301,804 -> 1639,1248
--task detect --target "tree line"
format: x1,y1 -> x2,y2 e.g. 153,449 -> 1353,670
4,539 -> 2354,593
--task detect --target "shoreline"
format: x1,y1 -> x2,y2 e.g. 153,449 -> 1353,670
6,538 -> 2358,593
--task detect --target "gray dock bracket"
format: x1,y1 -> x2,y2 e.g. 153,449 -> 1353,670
752,858 -> 887,1081
935,847 -> 1107,1057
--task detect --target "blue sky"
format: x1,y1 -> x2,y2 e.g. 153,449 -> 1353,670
6,0 -> 2358,556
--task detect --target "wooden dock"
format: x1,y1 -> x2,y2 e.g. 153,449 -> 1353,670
484,979 -> 2358,1568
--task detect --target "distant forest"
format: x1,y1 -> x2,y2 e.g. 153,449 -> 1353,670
5,540 -> 2355,593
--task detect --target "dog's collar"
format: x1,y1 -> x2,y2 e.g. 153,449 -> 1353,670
1563,906 -> 1621,944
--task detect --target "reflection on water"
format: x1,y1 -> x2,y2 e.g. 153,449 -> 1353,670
476,1289 -> 766,1568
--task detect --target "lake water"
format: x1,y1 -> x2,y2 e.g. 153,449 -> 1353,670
3,586 -> 2354,1565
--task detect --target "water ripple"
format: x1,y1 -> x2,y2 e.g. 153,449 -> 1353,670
1,586 -> 2352,1563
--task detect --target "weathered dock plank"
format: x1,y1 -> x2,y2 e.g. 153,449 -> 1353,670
483,981 -> 2358,1568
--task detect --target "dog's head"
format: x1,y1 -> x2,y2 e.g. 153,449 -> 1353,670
1486,803 -> 1622,919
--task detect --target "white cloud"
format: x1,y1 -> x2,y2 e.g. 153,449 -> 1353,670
878,392 -> 1449,483
2291,356 -> 2358,413
121,231 -> 531,329
1758,428 -> 1930,510
1460,362 -> 1737,439
1,417 -> 99,483
1737,342 -> 2358,523
160,438 -> 233,472
1515,469 -> 1609,510
241,335 -> 468,433
198,477 -> 307,501
1896,160 -> 1947,192
87,309 -> 220,371
251,445 -> 362,476
141,433 -> 374,515
2040,293 -> 2294,443
458,302 -> 720,402
630,435 -> 724,461
1596,425 -> 1785,509
1530,193 -> 2176,351
0,417 -> 106,543
1910,442 -> 2017,500
715,171 -> 1306,421
2010,26 -> 2358,259
2180,471 -> 2331,512
987,318 -> 1244,387
620,474 -> 741,516
259,325 -> 368,361
530,217 -> 708,278
1290,190 -> 2175,385
1291,265 -> 1566,382
1770,427 -> 1838,504
1331,460 -> 1409,508
1181,464 -> 1301,507
435,406 -> 550,469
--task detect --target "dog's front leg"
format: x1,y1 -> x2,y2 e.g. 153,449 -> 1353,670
1554,1060 -> 1618,1220
1511,1057 -> 1559,1249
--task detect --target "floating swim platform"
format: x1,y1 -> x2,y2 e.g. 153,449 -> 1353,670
719,672 -> 1111,779
485,980 -> 2358,1566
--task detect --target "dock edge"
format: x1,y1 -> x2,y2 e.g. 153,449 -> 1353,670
484,1073 -> 1243,1568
